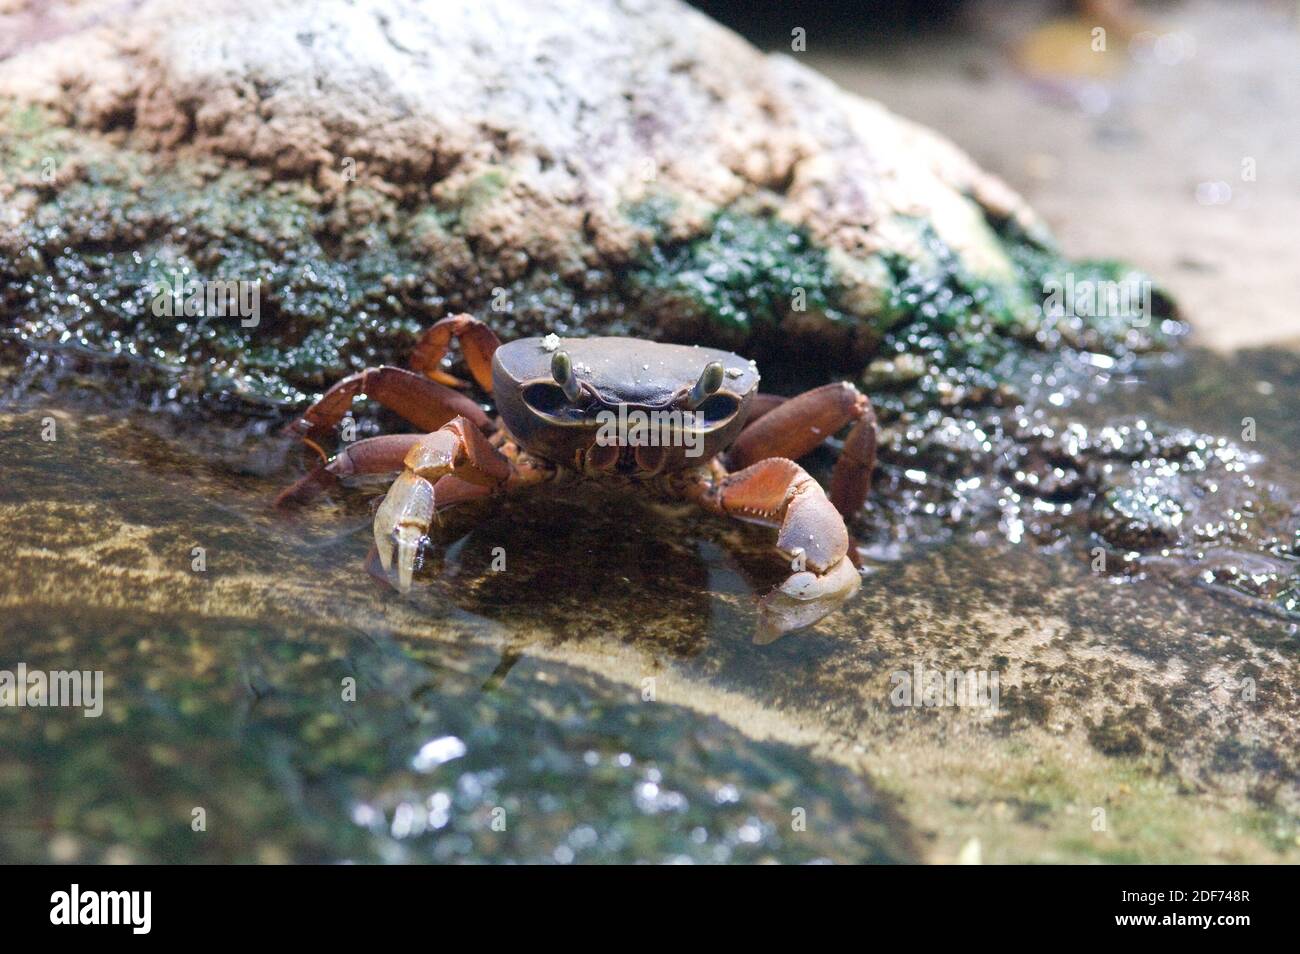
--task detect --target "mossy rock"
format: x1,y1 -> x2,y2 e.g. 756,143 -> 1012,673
0,0 -> 1175,407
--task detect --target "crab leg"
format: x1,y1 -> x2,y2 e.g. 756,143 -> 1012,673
275,433 -> 425,508
743,392 -> 788,425
282,366 -> 490,443
693,457 -> 861,643
728,382 -> 877,518
408,313 -> 501,392
373,416 -> 513,592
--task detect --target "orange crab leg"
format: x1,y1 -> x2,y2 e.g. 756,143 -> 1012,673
728,381 -> 878,518
275,433 -> 425,508
691,457 -> 861,643
408,313 -> 501,392
743,392 -> 788,425
282,366 -> 491,443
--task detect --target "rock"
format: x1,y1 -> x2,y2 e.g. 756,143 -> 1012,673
0,0 -> 1171,405
2,400 -> 1298,862
1090,482 -> 1185,551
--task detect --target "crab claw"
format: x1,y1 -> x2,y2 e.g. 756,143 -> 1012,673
369,419 -> 513,595
698,457 -> 861,643
373,470 -> 436,593
756,555 -> 861,645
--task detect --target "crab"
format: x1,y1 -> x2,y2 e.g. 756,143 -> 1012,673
276,314 -> 878,642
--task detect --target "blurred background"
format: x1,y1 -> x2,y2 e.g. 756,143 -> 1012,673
693,0 -> 1300,352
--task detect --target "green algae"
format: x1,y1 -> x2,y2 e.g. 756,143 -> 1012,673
629,205 -> 852,335
627,200 -> 1179,415
0,605 -> 913,863
0,106 -> 633,404
449,166 -> 511,227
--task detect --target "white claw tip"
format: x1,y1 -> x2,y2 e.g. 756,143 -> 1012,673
375,535 -> 394,573
395,528 -> 421,594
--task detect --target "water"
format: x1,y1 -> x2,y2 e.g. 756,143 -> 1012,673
1,347 -> 1298,862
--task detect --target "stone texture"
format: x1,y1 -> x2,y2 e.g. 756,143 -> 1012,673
0,0 -> 1156,406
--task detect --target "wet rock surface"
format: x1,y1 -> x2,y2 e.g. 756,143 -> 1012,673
0,604 -> 914,864
859,346 -> 1300,625
0,346 -> 1298,863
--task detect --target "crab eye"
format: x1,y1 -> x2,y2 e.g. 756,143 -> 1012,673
684,361 -> 725,409
692,393 -> 739,425
551,350 -> 583,403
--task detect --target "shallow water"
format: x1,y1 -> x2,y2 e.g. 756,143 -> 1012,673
1,347 -> 1298,863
